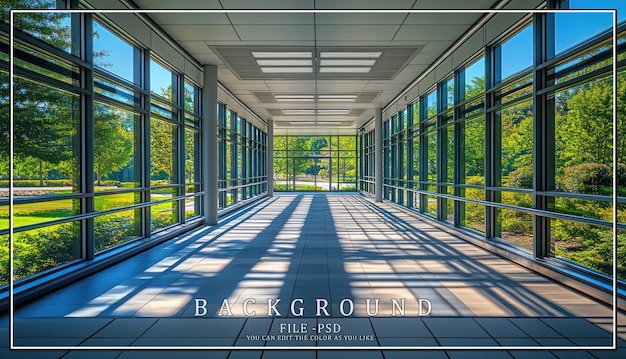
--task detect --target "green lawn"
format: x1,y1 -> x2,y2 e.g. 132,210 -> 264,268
1,191 -> 176,231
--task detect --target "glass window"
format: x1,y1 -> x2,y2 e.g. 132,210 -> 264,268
184,82 -> 198,115
13,77 -> 80,193
4,1 -> 76,55
93,20 -> 136,84
94,102 -> 139,188
497,25 -> 533,82
150,119 -> 177,186
150,59 -> 173,100
462,57 -> 485,100
500,100 -> 533,188
424,89 -> 438,118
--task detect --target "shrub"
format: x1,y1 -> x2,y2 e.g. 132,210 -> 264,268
618,163 -> 626,187
560,163 -> 612,194
506,166 -> 533,189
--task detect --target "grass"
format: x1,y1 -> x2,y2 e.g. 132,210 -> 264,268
1,190 -> 177,231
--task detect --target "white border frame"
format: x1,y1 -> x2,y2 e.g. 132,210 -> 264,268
8,8 -> 618,351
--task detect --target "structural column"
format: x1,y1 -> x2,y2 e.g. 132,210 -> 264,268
202,65 -> 218,225
375,107 -> 383,202
267,119 -> 274,197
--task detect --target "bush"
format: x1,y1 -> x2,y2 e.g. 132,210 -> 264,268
506,166 -> 533,189
0,179 -> 73,188
618,163 -> 626,187
560,163 -> 612,194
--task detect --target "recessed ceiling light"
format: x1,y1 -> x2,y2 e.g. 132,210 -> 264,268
320,59 -> 376,66
316,121 -> 344,126
320,52 -> 382,58
283,109 -> 315,115
276,98 -> 314,102
261,67 -> 313,73
275,95 -> 315,99
318,94 -> 358,102
319,67 -> 371,73
257,59 -> 313,66
252,52 -> 312,58
275,95 -> 314,102
317,109 -> 351,115
289,121 -> 316,125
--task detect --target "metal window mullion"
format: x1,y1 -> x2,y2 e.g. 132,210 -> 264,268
81,10 -> 95,261
533,12 -> 555,259
454,70 -> 464,227
143,51 -> 152,237
177,73 -> 185,224
407,104 -> 414,208
485,45 -> 498,239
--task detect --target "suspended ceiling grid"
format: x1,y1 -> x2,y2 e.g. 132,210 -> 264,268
129,0 -> 502,135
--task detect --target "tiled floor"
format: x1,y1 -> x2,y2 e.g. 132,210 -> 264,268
0,194 -> 624,358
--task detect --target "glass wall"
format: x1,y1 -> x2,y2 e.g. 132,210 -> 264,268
217,104 -> 267,209
0,6 -> 206,288
274,136 -> 358,192
361,5 -> 626,283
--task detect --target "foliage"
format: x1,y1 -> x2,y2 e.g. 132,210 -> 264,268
94,104 -> 134,185
559,163 -> 612,194
506,165 -> 533,189
0,214 -> 168,287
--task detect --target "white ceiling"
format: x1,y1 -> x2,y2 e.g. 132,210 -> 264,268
130,0 -> 502,135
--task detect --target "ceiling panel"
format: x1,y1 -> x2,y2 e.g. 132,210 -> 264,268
394,24 -> 469,41
149,13 -> 231,25
228,13 -> 314,25
404,12 -> 482,25
177,41 -> 215,55
219,0 -> 315,9
126,1 -> 503,131
316,0 -> 416,9
234,25 -> 315,41
315,13 -> 408,25
413,0 -> 497,9
161,25 -> 240,41
134,0 -> 223,9
316,25 -> 400,41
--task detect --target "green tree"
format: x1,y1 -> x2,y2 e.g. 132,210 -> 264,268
556,75 -> 626,170
93,104 -> 134,186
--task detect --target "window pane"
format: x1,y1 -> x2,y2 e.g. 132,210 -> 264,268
463,57 -> 485,100
424,89 -> 437,118
93,20 -> 135,83
150,59 -> 173,100
95,210 -> 141,253
4,221 -> 81,285
498,25 -> 533,82
554,11 -> 613,56
94,102 -> 139,188
554,75 -> 614,194
185,129 -> 198,184
13,77 -> 80,193
4,1 -> 76,55
464,117 -> 485,185
150,119 -> 177,185
500,100 -> 533,188
3,199 -> 78,230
